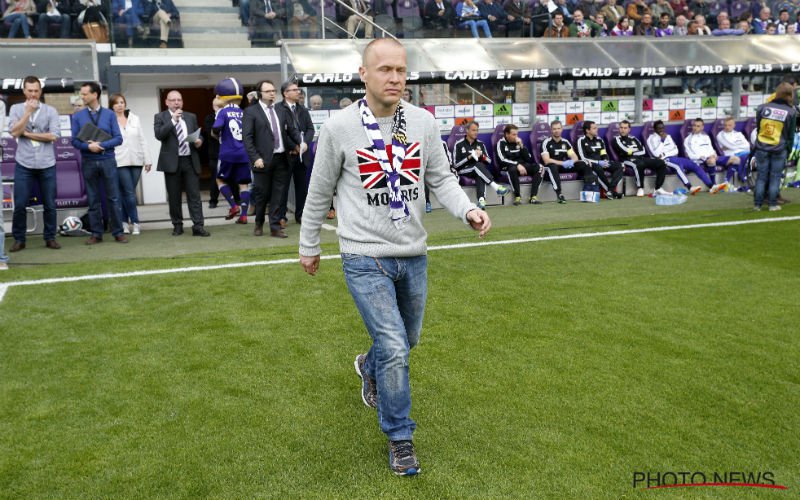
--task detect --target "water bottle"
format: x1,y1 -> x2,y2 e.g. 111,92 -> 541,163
655,194 -> 688,206
673,188 -> 688,195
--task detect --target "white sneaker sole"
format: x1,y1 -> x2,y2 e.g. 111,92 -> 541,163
354,355 -> 374,408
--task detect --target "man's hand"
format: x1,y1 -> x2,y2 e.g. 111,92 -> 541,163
254,158 -> 265,169
517,164 -> 527,176
88,141 -> 104,153
266,11 -> 277,19
144,163 -> 152,172
24,99 -> 40,114
300,254 -> 320,275
194,138 -> 203,148
470,149 -> 481,161
466,208 -> 491,238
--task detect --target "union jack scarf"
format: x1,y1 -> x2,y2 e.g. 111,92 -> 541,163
358,99 -> 410,229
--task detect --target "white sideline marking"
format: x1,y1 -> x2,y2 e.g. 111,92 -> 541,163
1,216 -> 798,303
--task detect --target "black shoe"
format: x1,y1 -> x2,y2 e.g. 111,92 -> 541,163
354,354 -> 377,409
388,440 -> 420,476
557,194 -> 567,204
208,201 -> 218,209
172,225 -> 184,236
192,227 -> 211,237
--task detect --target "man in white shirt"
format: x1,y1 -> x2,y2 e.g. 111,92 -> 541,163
715,117 -> 751,191
683,118 -> 731,194
646,120 -> 714,195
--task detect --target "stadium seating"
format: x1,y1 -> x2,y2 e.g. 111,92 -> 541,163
709,118 -> 727,156
446,125 -> 474,186
529,121 -> 551,165
605,122 -> 622,162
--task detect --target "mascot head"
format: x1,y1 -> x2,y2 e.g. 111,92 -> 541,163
214,77 -> 243,103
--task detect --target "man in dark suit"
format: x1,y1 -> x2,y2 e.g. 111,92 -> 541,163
424,0 -> 455,31
154,90 -> 210,237
277,80 -> 315,225
242,79 -> 302,238
250,0 -> 285,47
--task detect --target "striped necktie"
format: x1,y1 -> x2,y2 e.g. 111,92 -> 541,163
176,119 -> 189,156
268,104 -> 283,152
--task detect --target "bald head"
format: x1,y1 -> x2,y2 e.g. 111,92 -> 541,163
362,38 -> 405,67
165,90 -> 183,112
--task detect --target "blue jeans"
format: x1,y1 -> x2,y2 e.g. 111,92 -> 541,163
754,149 -> 787,208
6,13 -> 31,38
12,164 -> 58,243
82,158 -> 125,238
117,166 -> 142,224
342,254 -> 428,442
37,13 -> 72,38
460,19 -> 492,38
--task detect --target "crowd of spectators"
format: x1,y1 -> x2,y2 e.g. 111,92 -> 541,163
235,0 -> 800,41
1,0 -> 181,47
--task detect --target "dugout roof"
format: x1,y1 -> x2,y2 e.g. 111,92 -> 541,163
286,36 -> 800,86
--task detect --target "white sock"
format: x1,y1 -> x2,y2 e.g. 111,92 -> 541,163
489,181 -> 500,190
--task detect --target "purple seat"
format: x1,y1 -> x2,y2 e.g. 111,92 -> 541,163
529,121 -> 551,164
744,116 -> 757,145
729,0 -> 750,20
708,0 -> 728,18
641,121 -> 656,156
678,119 -> 694,155
54,160 -> 88,208
569,121 -> 585,148
605,122 -> 622,162
709,118 -> 727,156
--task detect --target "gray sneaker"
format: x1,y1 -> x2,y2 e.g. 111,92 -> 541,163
354,354 -> 377,409
389,440 -> 420,476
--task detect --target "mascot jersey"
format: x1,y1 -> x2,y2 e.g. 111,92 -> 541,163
213,103 -> 250,164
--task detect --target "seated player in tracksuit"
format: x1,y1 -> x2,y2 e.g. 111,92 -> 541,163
646,120 -> 715,195
683,118 -> 731,194
540,120 -> 595,203
715,116 -> 752,191
611,119 -> 669,197
576,120 -> 624,199
453,121 -> 510,209
496,124 -> 544,205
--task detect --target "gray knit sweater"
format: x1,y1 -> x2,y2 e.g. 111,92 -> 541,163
299,101 -> 477,257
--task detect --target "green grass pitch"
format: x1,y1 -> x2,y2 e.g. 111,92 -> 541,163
1,192 -> 798,498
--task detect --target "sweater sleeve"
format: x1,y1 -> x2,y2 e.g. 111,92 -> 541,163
298,121 -> 344,257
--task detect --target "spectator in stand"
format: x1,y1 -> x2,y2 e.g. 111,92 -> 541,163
686,18 -> 698,34
344,0 -> 373,38
794,12 -> 800,33
611,15 -> 633,35
240,0 -> 250,26
251,0 -> 287,46
288,0 -> 317,38
694,13 -> 711,34
569,9 -> 600,37
111,93 -> 151,236
595,12 -> 609,34
775,9 -> 790,33
688,0 -> 710,21
530,0 -> 552,37
503,0 -> 531,36
478,0 -> 511,36
669,0 -> 688,18
424,0 -> 455,32
788,22 -> 797,34
646,120 -> 715,195
713,9 -> 727,29
627,0 -> 650,24
36,0 -> 74,38
673,13 -> 688,34
650,0 -> 674,22
600,0 -> 624,26
544,11 -> 569,37
496,124 -> 544,205
309,94 -> 323,110
452,121 -> 509,209
712,17 -> 744,35
738,18 -> 752,34
140,0 -> 180,49
752,6 -> 771,33
765,22 -> 777,34
553,0 -> 573,24
683,117 -> 733,193
456,0 -> 491,38
634,12 -> 656,34
3,0 -> 36,39
80,0 -> 107,25
112,0 -> 145,47
577,0 -> 599,20
750,0 -> 767,20
655,12 -> 673,35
